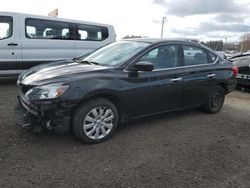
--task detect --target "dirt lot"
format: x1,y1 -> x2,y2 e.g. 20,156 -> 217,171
0,79 -> 250,188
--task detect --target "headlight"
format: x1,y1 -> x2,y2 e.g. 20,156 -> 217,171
25,83 -> 69,100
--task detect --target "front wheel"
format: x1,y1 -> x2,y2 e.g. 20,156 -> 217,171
73,98 -> 118,144
204,86 -> 225,114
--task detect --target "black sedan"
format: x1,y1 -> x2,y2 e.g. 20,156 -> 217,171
16,39 -> 237,144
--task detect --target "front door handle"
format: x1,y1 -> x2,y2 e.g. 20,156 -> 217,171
207,73 -> 216,78
170,77 -> 183,82
8,43 -> 18,46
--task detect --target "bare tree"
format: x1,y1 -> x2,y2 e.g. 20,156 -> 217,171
202,40 -> 241,52
241,33 -> 250,52
122,35 -> 144,39
201,40 -> 224,51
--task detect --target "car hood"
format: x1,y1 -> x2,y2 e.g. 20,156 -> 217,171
232,60 -> 250,68
18,60 -> 110,86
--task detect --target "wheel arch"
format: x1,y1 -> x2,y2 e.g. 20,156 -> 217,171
74,92 -> 127,124
217,82 -> 229,94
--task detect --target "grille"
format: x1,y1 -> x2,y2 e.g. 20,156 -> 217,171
20,85 -> 34,94
238,67 -> 250,75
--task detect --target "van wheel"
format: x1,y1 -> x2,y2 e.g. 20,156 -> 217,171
73,98 -> 118,144
204,86 -> 225,114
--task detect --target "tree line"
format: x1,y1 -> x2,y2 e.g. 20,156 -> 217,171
122,33 -> 250,52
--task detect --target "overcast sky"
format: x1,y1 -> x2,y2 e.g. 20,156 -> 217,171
1,0 -> 250,41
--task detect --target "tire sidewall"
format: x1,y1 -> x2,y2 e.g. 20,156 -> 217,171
206,86 -> 225,114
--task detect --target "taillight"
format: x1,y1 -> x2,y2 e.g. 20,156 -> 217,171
232,66 -> 238,76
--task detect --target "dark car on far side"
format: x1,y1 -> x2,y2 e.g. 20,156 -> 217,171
15,39 -> 238,144
229,53 -> 250,87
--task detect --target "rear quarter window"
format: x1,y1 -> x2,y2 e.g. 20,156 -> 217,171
208,51 -> 218,63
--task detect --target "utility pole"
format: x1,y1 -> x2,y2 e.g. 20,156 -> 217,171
161,17 -> 167,39
224,37 -> 227,50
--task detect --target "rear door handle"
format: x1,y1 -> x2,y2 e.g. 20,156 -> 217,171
8,43 -> 18,46
170,77 -> 183,82
207,73 -> 216,78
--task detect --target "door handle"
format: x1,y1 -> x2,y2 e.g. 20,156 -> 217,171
8,43 -> 18,46
207,73 -> 216,78
170,77 -> 183,82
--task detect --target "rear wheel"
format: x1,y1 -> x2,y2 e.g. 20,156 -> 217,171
204,86 -> 225,114
73,98 -> 118,144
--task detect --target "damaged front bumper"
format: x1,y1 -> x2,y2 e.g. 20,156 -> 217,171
15,89 -> 74,133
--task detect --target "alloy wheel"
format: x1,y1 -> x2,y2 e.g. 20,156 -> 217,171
83,107 -> 114,140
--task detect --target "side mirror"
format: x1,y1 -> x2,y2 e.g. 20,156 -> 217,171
135,61 -> 154,72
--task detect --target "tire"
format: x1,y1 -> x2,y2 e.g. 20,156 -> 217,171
73,98 -> 119,144
204,86 -> 225,114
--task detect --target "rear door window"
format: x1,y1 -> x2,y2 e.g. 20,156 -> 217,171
183,45 -> 209,66
0,16 -> 13,40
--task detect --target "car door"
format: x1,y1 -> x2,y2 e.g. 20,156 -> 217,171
0,15 -> 21,74
123,43 -> 184,117
181,43 -> 216,107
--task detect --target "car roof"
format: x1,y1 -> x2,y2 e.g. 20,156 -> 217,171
123,38 -> 218,56
124,38 -> 200,45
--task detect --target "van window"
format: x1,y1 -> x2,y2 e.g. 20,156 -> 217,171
183,45 -> 209,66
0,16 -> 13,40
25,18 -> 73,40
78,30 -> 88,40
26,26 -> 36,37
62,28 -> 69,38
76,24 -> 109,41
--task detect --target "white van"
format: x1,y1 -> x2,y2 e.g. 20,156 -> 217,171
0,12 -> 116,76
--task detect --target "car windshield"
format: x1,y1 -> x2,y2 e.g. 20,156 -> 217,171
81,41 -> 150,66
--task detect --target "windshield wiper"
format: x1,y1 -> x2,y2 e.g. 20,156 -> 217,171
89,61 -> 100,65
73,57 -> 86,62
74,59 -> 100,65
73,57 -> 81,61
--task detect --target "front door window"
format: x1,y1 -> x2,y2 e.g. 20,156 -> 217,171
138,44 -> 179,69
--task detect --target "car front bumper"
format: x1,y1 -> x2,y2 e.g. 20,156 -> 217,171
237,74 -> 250,86
15,89 -> 74,133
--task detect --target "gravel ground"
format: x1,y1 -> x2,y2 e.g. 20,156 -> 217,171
0,79 -> 250,188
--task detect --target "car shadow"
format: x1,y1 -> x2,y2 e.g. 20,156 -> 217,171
117,109 -> 201,131
236,85 -> 250,92
0,77 -> 17,85
14,109 -> 203,146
